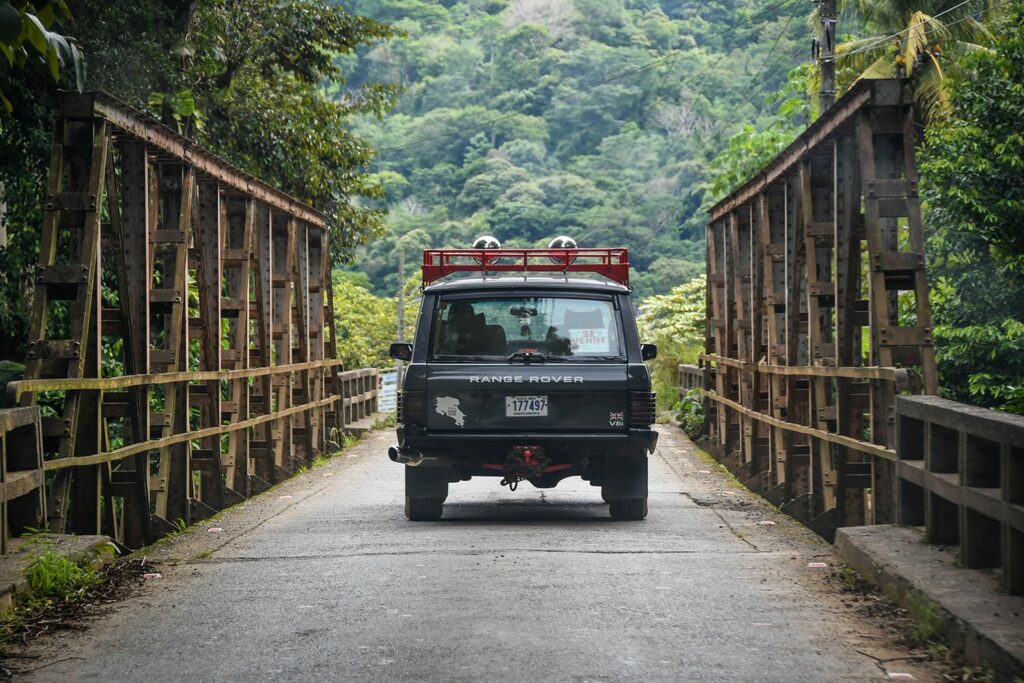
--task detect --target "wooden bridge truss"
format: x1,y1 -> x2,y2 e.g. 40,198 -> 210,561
3,92 -> 378,549
694,79 -> 938,537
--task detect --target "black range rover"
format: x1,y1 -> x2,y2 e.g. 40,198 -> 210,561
389,245 -> 658,521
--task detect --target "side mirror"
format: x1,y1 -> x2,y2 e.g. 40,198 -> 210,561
389,342 -> 413,361
640,343 -> 658,361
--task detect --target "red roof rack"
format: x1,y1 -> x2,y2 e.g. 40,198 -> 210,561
422,248 -> 630,287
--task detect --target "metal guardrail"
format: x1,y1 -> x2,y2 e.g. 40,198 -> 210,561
895,396 -> 1024,594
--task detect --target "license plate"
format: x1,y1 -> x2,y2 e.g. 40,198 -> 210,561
505,395 -> 548,417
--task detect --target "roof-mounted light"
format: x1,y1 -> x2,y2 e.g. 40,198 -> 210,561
472,235 -> 501,250
547,235 -> 577,264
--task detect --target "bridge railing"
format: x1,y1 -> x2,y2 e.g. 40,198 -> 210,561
339,368 -> 380,426
3,362 -> 380,550
697,79 -> 939,539
895,396 -> 1024,594
678,364 -> 702,394
0,407 -> 45,554
3,91 -> 382,550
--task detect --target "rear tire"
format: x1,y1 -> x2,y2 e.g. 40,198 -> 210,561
405,496 -> 444,521
609,497 -> 648,521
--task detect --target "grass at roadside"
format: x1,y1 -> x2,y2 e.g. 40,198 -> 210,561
0,535 -> 136,658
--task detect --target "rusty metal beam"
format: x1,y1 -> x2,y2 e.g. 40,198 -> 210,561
698,77 -> 935,540
709,80 -> 886,221
64,92 -> 328,228
4,92 -> 376,553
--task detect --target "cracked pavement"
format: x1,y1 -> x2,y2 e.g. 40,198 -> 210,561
17,425 -> 941,681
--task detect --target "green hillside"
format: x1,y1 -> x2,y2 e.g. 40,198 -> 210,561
335,0 -> 808,298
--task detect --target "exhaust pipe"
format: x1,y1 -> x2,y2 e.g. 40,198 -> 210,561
389,446 -> 423,466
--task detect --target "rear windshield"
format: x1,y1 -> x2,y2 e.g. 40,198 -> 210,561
432,296 -> 622,360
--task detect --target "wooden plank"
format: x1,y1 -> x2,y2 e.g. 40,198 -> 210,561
42,395 -> 340,471
703,390 -> 895,461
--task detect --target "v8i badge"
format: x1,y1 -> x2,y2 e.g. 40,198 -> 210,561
608,411 -> 624,427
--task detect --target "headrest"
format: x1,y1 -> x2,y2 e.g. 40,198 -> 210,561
449,301 -> 475,320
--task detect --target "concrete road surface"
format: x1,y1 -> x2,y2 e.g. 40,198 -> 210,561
17,425 -> 939,681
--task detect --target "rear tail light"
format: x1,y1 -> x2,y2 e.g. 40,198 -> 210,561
629,391 -> 656,427
398,391 -> 426,426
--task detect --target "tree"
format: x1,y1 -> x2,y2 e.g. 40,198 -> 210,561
178,0 -> 398,262
706,64 -> 810,199
0,0 -> 83,111
502,0 -> 578,42
636,275 -> 706,410
824,0 -> 997,120
920,4 -> 1024,412
346,0 -> 806,304
332,274 -> 399,370
0,0 -> 397,359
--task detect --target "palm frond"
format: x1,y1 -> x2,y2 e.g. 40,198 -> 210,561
914,55 -> 951,120
903,11 -> 932,76
859,55 -> 898,80
836,34 -> 896,73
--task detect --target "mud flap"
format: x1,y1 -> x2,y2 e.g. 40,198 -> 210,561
601,455 -> 648,499
405,466 -> 451,499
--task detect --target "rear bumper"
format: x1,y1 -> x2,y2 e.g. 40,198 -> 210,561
398,426 -> 658,455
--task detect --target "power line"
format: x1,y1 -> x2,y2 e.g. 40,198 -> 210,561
709,0 -> 1008,146
702,42 -> 809,145
840,0 -> 981,59
376,0 -> 805,153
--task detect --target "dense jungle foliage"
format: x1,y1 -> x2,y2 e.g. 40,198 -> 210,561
338,0 -> 808,299
1,0 -> 1022,414
0,0 -> 396,356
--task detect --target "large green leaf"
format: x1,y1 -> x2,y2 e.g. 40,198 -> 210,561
68,37 -> 83,89
0,2 -> 21,45
34,1 -> 54,29
21,10 -> 48,56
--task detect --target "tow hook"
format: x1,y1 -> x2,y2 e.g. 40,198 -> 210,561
500,446 -> 550,491
388,446 -> 423,467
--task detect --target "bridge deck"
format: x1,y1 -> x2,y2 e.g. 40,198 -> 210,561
14,427 -> 940,681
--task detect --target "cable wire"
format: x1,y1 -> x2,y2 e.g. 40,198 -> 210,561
839,0 -> 982,59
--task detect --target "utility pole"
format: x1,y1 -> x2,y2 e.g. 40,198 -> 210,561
818,0 -> 837,114
396,247 -> 406,379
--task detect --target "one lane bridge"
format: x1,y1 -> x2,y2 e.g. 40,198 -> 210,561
0,80 -> 1022,680
13,426 -> 939,682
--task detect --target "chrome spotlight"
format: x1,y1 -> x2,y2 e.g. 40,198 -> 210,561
548,235 -> 578,264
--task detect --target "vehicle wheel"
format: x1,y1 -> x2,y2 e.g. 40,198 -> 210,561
609,498 -> 648,521
405,496 -> 444,521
